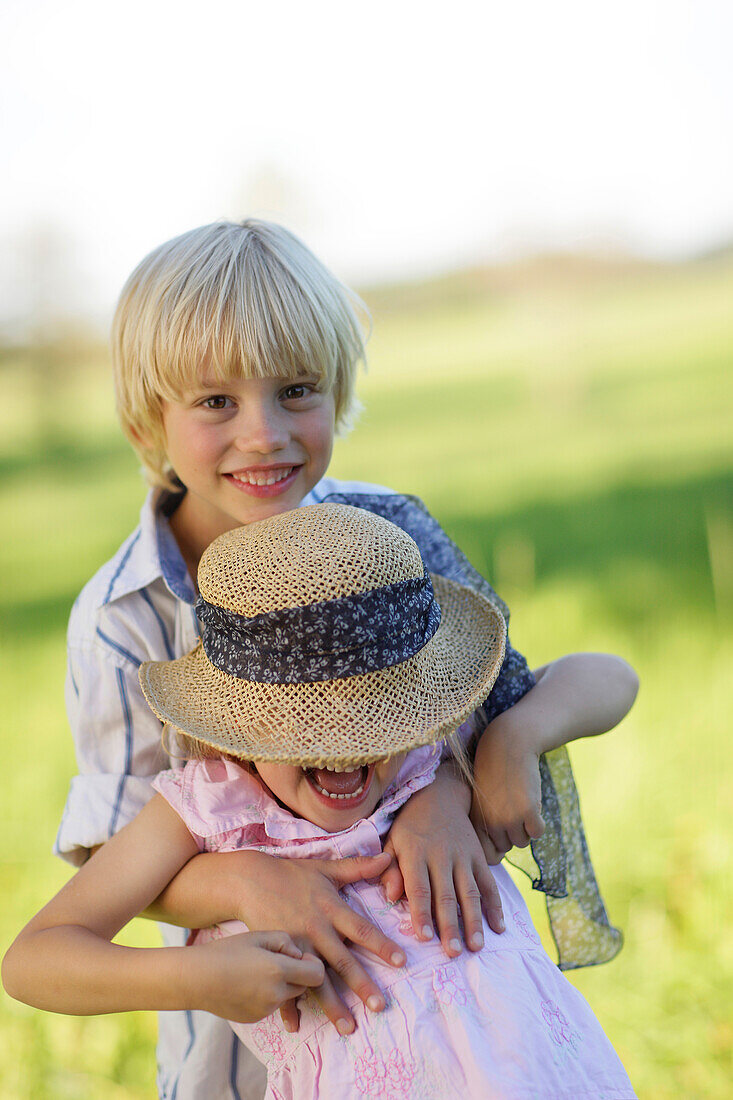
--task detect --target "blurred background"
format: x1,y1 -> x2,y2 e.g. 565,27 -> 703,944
1,1 -> 732,1096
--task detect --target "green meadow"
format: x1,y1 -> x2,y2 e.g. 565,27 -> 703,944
1,254 -> 731,1098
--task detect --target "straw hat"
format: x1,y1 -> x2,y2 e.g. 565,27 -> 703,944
139,503 -> 506,768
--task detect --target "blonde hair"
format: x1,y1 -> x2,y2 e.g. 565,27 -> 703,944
162,723 -> 254,770
112,220 -> 369,489
163,723 -> 475,789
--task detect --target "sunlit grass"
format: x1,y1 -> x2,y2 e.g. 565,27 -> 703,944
1,255 -> 732,1097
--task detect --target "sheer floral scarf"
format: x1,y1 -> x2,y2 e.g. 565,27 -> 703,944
323,491 -> 622,971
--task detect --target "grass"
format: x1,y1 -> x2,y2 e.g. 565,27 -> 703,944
1,253 -> 731,1097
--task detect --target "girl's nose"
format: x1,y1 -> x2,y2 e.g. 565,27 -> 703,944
232,403 -> 289,455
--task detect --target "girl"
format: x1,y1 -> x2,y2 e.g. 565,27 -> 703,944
4,504 -> 636,1099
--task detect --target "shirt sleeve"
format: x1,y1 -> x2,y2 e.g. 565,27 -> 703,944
481,638 -> 536,723
55,600 -> 171,866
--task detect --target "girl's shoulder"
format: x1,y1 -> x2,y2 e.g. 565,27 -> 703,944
152,758 -> 269,843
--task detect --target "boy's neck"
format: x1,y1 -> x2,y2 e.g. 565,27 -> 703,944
168,494 -> 238,588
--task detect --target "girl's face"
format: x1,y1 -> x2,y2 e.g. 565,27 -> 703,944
161,372 -> 335,564
254,757 -> 405,832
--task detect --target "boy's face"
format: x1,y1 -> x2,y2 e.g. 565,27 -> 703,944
161,373 -> 335,560
253,756 -> 405,833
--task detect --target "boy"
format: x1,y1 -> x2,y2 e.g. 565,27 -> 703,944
57,220 -> 629,1099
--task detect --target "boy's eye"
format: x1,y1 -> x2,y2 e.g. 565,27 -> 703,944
281,383 -> 312,401
201,395 -> 233,410
277,387 -> 305,404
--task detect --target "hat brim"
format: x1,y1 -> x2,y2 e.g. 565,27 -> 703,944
139,574 -> 507,768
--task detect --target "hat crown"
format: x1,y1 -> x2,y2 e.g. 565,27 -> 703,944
198,503 -> 425,616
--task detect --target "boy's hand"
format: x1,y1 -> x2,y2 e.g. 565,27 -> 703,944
381,762 -> 505,956
184,931 -> 325,1023
471,722 -> 546,858
233,850 -> 406,1035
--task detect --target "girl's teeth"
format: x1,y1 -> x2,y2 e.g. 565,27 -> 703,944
314,781 -> 365,800
233,467 -> 293,486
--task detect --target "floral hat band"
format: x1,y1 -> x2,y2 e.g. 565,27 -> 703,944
139,504 -> 507,768
195,565 -> 441,685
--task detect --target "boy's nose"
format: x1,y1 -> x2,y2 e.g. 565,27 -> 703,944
232,405 -> 289,454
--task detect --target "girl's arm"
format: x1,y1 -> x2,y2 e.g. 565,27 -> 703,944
2,795 -> 324,1022
471,652 -> 639,858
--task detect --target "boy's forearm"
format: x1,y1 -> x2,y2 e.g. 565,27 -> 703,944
3,926 -> 189,1015
482,652 -> 639,756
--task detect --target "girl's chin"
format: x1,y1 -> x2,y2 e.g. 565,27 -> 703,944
313,802 -> 379,832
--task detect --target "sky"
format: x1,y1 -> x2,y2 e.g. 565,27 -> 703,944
2,0 -> 733,329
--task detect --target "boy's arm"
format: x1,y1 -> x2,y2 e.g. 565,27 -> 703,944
3,795 -> 324,1020
380,651 -> 637,943
379,636 -> 535,954
58,624 -> 170,867
471,652 -> 639,857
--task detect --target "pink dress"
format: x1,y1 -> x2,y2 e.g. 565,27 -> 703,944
153,751 -> 636,1100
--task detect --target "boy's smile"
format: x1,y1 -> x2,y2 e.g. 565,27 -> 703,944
161,374 -> 335,569
224,463 -> 301,497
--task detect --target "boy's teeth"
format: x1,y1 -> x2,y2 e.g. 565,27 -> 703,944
232,467 -> 293,486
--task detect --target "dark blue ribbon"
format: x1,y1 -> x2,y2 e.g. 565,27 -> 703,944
196,566 -> 441,684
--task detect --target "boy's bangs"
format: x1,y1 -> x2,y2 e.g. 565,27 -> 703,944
154,241 -> 358,401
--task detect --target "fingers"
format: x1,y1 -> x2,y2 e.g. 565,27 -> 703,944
310,971 -> 359,1036
300,914 -> 400,1030
506,823 -> 531,850
430,873 -> 462,958
280,951 -> 326,989
379,840 -> 405,903
524,809 -> 546,840
452,864 -> 485,952
257,930 -> 304,960
506,808 -> 545,850
380,862 -> 405,903
279,998 -> 300,1033
401,863 -> 435,944
326,852 -> 392,887
402,861 -> 464,956
320,934 -> 390,1015
335,905 -> 406,969
487,827 -> 511,859
475,829 -> 507,866
474,861 -> 505,935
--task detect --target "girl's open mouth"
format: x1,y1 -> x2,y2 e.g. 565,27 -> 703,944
304,764 -> 374,808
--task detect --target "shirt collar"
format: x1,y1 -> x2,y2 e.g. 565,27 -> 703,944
106,476 -> 336,608
154,491 -> 197,603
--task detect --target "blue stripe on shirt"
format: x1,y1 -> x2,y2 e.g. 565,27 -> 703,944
170,1011 -> 197,1100
109,668 -> 134,836
103,530 -> 142,604
229,1033 -> 243,1100
96,628 -> 142,668
140,588 -> 175,659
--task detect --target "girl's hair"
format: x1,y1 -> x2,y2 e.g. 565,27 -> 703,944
163,724 -> 477,789
112,219 -> 369,489
163,724 -> 254,770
